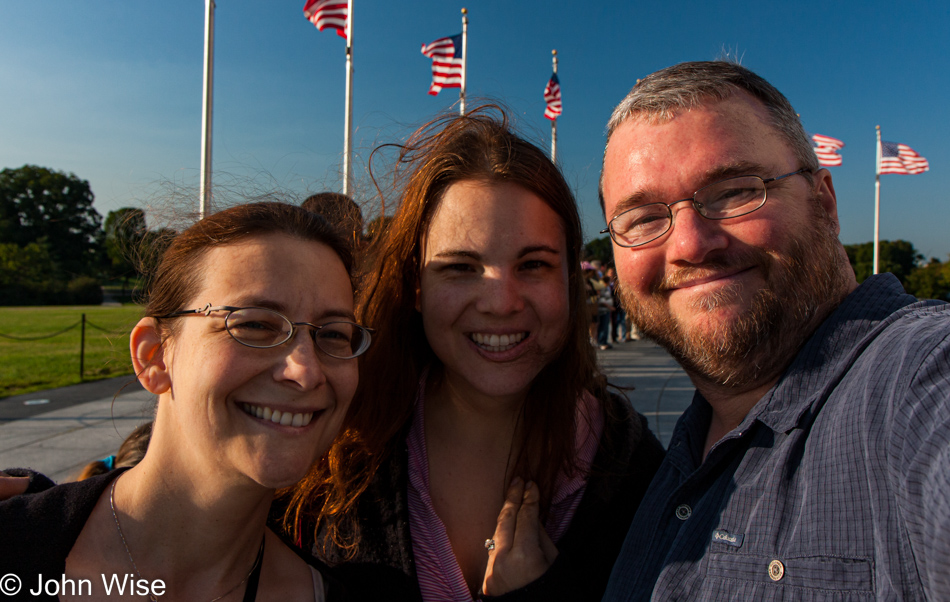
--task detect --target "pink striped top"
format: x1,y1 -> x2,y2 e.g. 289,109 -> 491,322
406,385 -> 605,601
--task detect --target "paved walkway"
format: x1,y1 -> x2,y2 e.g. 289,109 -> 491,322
0,375 -> 143,424
0,340 -> 694,482
598,339 -> 695,446
0,388 -> 154,483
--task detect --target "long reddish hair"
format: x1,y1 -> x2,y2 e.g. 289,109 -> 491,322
284,106 -> 607,555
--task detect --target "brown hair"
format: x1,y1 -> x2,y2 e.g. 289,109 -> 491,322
600,61 -> 818,213
145,201 -> 353,327
302,192 -> 364,251
285,105 -> 607,555
75,421 -> 153,481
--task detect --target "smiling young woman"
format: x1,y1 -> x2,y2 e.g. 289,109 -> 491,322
0,202 -> 371,602
285,107 -> 665,602
417,180 -> 571,407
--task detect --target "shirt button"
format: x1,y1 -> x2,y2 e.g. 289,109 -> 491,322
674,504 -> 692,520
768,559 -> 785,581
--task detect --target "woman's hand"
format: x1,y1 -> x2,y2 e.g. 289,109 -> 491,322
0,471 -> 30,500
481,477 -> 558,597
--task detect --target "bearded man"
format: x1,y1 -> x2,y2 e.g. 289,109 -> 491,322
599,61 -> 950,601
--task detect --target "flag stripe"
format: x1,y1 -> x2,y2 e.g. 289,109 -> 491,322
810,133 -> 844,167
812,133 -> 844,148
544,73 -> 562,120
303,0 -> 348,39
422,34 -> 463,96
880,141 -> 929,175
815,150 -> 843,166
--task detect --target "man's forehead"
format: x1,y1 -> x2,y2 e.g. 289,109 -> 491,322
602,94 -> 790,204
607,92 -> 776,153
610,89 -> 775,135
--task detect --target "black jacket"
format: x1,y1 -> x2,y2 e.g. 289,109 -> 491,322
0,469 -> 345,601
0,470 -> 125,601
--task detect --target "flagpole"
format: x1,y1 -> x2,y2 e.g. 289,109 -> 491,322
460,8 -> 468,115
874,125 -> 882,275
199,0 -> 215,219
342,0 -> 353,196
550,49 -> 558,163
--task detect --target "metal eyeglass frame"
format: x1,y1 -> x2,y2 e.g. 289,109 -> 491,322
157,303 -> 374,359
600,168 -> 811,248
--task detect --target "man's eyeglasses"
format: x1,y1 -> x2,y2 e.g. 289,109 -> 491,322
157,304 -> 374,359
601,168 -> 811,248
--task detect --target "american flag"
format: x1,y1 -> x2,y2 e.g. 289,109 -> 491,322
811,133 -> 844,167
421,34 -> 463,96
544,73 -> 562,120
303,0 -> 348,39
879,141 -> 929,175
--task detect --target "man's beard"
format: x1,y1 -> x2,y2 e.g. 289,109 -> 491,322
616,199 -> 849,389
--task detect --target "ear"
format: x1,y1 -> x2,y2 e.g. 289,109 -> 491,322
130,317 -> 171,395
414,278 -> 422,313
812,168 -> 841,236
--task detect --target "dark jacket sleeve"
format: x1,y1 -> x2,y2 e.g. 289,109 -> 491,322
481,393 -> 665,602
3,467 -> 56,494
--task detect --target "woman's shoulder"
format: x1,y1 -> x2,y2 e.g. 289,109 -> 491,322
591,390 -> 665,488
513,392 -> 665,602
0,471 -> 119,577
0,470 -> 116,526
263,528 -> 344,602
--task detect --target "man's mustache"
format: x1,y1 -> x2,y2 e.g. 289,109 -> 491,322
651,247 -> 774,295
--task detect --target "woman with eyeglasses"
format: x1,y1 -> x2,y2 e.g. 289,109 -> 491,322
0,202 -> 371,601
282,108 -> 665,601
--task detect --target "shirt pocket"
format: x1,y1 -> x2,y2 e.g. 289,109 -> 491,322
705,552 -> 874,601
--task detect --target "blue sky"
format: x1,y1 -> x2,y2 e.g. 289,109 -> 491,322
1,1 -> 947,260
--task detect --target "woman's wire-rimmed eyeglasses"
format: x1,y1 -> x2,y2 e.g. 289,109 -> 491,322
601,168 -> 811,248
157,304 -> 374,359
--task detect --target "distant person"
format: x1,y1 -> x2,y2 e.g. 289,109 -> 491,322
75,421 -> 152,481
599,61 -> 950,600
588,267 -> 614,350
302,192 -> 364,248
0,202 -> 373,601
605,267 -> 627,343
582,262 -> 600,343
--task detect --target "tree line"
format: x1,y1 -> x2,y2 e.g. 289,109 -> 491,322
0,165 -> 169,306
3,164 -> 947,306
583,237 -> 950,301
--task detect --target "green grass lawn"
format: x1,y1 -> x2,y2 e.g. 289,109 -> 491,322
0,305 -> 144,398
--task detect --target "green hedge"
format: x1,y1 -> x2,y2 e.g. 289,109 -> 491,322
0,277 -> 104,306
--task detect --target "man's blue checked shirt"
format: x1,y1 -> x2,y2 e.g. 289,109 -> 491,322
603,274 -> 950,601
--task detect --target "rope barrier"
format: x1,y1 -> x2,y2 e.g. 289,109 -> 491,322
85,320 -> 125,335
0,317 -> 126,341
0,320 -> 81,341
0,312 -> 134,382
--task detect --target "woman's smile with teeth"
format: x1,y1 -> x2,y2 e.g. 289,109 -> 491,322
470,331 -> 527,352
240,402 -> 315,427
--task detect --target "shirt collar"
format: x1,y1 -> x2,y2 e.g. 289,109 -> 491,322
751,273 -> 917,433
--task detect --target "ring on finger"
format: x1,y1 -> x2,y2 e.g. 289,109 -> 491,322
484,538 -> 496,552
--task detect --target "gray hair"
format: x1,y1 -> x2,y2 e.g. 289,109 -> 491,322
600,61 -> 818,213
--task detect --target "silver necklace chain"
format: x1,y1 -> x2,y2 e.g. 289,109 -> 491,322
109,474 -> 264,602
